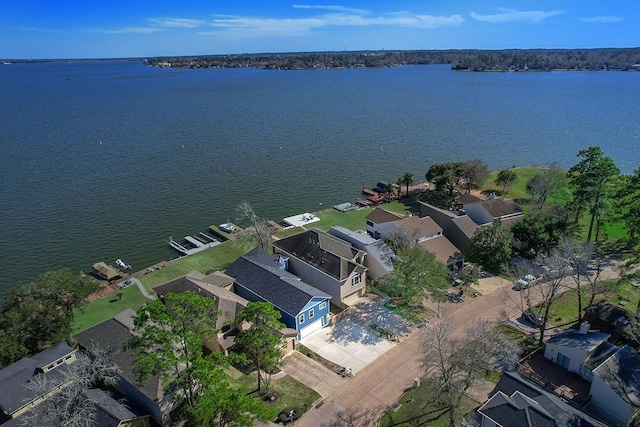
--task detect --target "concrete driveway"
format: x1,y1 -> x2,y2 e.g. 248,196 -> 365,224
281,351 -> 345,398
300,299 -> 414,374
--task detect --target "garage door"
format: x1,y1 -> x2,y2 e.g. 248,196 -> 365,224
299,317 -> 324,340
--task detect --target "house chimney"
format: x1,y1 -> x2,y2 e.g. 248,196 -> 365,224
579,321 -> 590,334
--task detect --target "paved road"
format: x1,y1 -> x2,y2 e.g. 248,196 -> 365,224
299,280 -> 525,426
297,256 -> 623,426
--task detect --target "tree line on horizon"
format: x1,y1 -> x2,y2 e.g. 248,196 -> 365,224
146,47 -> 640,71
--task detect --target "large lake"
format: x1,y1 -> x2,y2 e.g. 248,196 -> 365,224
1,61 -> 639,295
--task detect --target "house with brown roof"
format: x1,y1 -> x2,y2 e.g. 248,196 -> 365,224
154,271 -> 250,355
462,197 -> 524,227
392,215 -> 463,270
417,201 -> 478,253
365,211 -> 463,270
272,229 -> 368,307
365,208 -> 404,239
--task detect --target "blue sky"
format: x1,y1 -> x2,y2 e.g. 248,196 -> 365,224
1,1 -> 638,59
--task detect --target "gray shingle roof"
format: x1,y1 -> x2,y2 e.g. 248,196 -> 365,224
0,343 -> 75,415
74,314 -> 163,402
226,247 -> 330,318
546,330 -> 610,352
485,372 -> 608,427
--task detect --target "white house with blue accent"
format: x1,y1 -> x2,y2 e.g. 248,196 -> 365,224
226,247 -> 332,341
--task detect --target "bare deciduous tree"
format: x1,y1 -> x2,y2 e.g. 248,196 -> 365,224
509,251 -> 571,348
236,202 -> 274,251
20,347 -> 120,427
421,310 -> 520,427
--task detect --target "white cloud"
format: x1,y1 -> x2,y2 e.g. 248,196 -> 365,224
200,10 -> 463,39
471,9 -> 563,23
580,16 -> 623,23
292,4 -> 370,14
147,18 -> 206,28
94,27 -> 165,34
17,26 -> 67,33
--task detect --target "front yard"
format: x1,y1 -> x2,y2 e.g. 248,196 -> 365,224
380,382 -> 478,427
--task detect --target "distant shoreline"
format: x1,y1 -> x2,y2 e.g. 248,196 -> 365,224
142,48 -> 640,72
4,47 -> 640,72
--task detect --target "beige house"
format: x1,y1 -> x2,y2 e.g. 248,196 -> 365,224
417,201 -> 478,253
154,271 -> 252,355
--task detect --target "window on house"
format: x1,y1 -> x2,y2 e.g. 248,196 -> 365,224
352,273 -> 362,286
319,302 -> 327,310
366,221 -> 374,227
579,364 -> 594,382
298,313 -> 305,324
309,308 -> 314,319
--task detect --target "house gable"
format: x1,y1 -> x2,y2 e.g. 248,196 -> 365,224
0,342 -> 77,418
225,249 -> 331,329
74,312 -> 168,426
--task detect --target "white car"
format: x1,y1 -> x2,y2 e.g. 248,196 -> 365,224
513,274 -> 539,290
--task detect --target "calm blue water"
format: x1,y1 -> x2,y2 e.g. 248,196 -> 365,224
1,61 -> 639,295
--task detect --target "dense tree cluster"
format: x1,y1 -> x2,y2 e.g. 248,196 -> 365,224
0,268 -> 99,369
145,48 -> 640,71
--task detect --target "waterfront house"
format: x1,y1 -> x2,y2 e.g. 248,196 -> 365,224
226,247 -> 331,341
461,197 -> 524,227
272,229 -> 368,307
365,209 -> 463,270
392,215 -> 463,270
417,201 -> 478,253
154,271 -> 249,355
328,225 -> 395,280
365,208 -> 404,239
74,310 -> 172,426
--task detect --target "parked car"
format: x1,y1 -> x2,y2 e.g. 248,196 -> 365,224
522,310 -> 544,327
513,274 -> 539,290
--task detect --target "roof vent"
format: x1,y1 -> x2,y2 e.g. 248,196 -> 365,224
579,321 -> 590,334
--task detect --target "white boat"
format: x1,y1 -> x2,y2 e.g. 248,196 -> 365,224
219,223 -> 235,233
115,258 -> 131,270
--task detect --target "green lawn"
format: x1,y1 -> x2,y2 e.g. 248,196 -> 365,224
380,381 -> 477,426
537,278 -> 639,329
484,166 -> 540,202
274,201 -> 409,237
493,323 -> 537,356
139,242 -> 246,291
73,285 -> 152,333
229,372 -> 320,421
384,299 -> 435,324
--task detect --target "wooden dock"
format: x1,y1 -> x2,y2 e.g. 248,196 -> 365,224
208,222 -> 242,241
